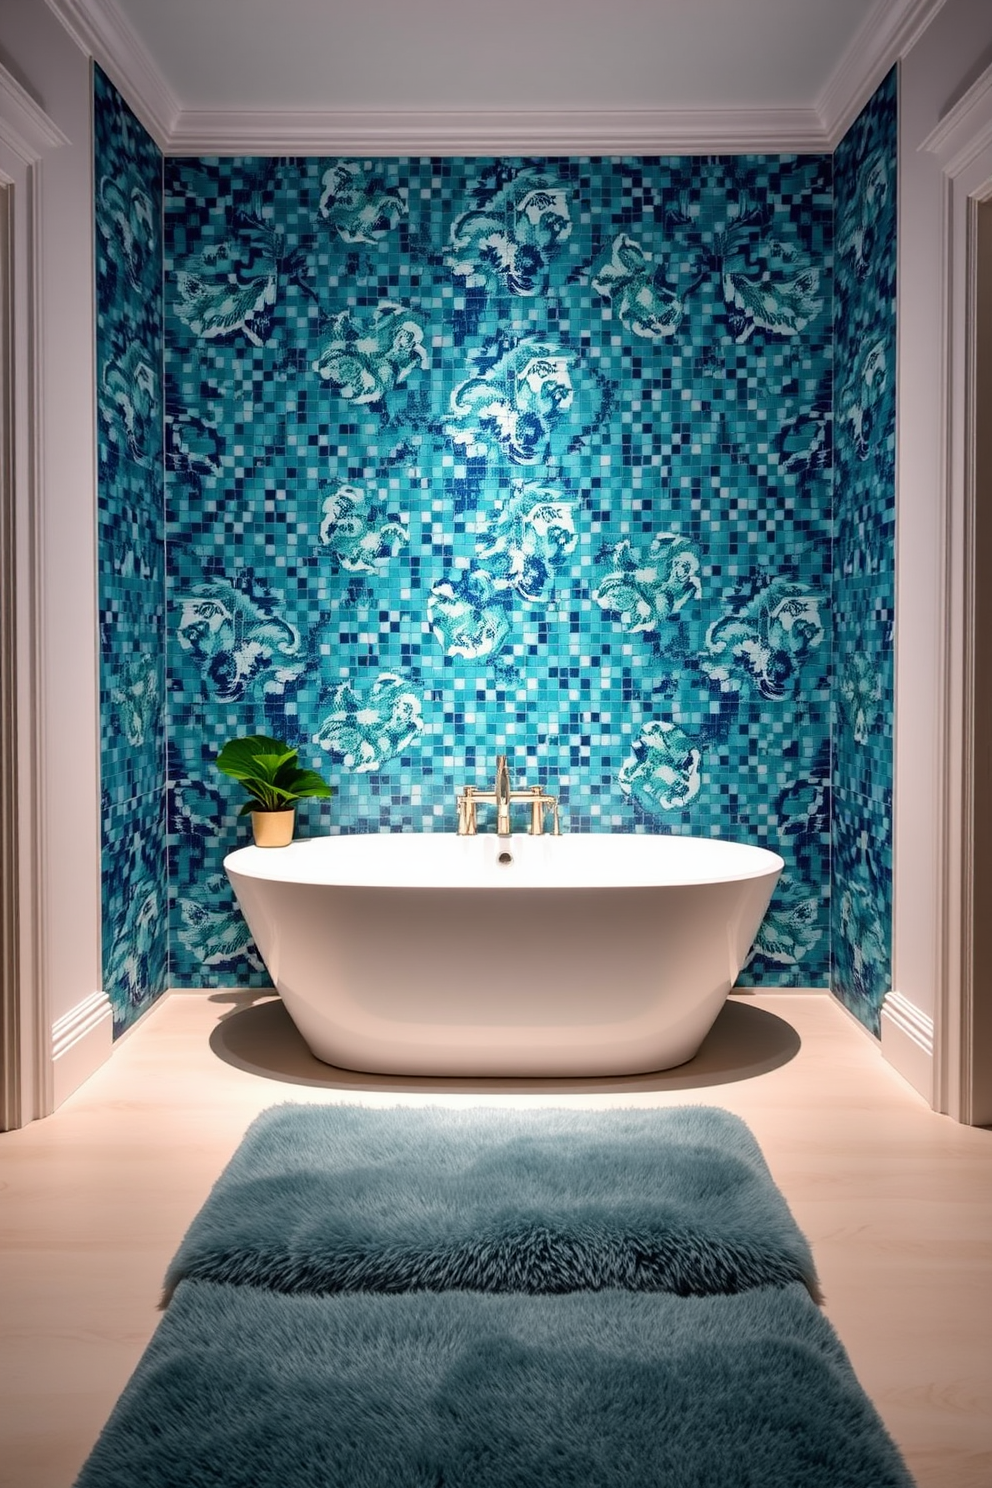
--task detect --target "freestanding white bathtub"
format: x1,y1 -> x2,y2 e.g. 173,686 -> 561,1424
224,832 -> 782,1078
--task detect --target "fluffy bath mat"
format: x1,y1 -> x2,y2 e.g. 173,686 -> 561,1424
76,1283 -> 915,1488
161,1102 -> 822,1303
76,1104 -> 916,1488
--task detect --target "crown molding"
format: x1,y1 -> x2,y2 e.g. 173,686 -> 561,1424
167,106 -> 828,157
43,0 -> 179,147
45,0 -> 949,158
817,0 -> 948,147
921,62 -> 992,170
0,63 -> 69,159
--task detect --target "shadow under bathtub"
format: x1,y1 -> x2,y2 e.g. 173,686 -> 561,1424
207,993 -> 801,1094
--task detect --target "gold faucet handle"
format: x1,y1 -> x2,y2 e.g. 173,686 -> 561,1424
457,786 -> 478,836
528,785 -> 560,836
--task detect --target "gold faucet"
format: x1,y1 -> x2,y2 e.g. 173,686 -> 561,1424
456,755 -> 561,837
495,754 -> 512,836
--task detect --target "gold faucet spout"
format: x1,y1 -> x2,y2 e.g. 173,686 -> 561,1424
495,754 -> 512,837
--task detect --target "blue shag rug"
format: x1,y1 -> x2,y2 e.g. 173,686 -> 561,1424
161,1103 -> 823,1304
76,1103 -> 916,1488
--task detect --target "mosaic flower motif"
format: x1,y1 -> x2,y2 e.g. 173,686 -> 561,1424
175,577 -> 303,702
592,178 -> 823,347
313,671 -> 424,771
722,236 -> 822,344
428,571 -> 510,661
318,161 -> 407,245
110,654 -> 160,748
703,578 -> 825,701
166,406 -> 223,477
837,148 -> 891,281
446,166 -> 572,297
170,778 -> 226,839
318,484 -> 409,573
617,720 -> 702,813
313,303 -> 428,404
97,168 -> 156,291
594,534 -> 701,634
837,871 -> 889,1021
775,405 -> 832,476
775,760 -> 831,847
838,651 -> 883,744
476,482 -> 577,604
105,875 -> 164,1020
178,874 -> 263,970
447,338 -> 575,465
175,217 -> 281,346
110,526 -> 160,583
102,340 -> 160,465
839,337 -> 887,462
592,235 -> 696,339
747,877 -> 823,966
834,502 -> 888,580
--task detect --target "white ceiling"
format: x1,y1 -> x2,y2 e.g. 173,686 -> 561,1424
107,0 -> 880,113
53,0 -> 939,150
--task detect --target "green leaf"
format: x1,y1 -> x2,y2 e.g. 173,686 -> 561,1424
216,736 -> 296,782
250,751 -> 299,780
216,734 -> 333,809
282,768 -> 334,799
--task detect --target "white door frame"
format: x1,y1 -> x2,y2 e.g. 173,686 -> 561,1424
924,65 -> 992,1124
0,67 -> 65,1128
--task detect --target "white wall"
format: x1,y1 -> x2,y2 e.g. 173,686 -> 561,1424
2,0 -> 108,1113
890,0 -> 992,1106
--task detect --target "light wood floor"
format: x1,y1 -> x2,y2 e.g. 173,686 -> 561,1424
1,990 -> 990,1488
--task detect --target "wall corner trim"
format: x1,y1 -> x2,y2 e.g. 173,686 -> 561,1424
817,0 -> 945,148
0,65 -> 69,157
921,63 -> 992,169
880,989 -> 935,1104
43,0 -> 179,148
51,991 -> 113,1108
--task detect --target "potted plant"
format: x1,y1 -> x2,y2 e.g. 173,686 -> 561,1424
215,734 -> 333,847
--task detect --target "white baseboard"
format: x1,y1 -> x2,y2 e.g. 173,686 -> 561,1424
880,990 -> 935,1105
51,991 -> 113,1108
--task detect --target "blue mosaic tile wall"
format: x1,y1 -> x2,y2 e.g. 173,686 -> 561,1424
163,151 -> 836,988
831,70 -> 897,1034
94,66 -> 169,1033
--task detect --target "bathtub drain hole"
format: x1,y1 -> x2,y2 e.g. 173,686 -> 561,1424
498,851 -> 513,865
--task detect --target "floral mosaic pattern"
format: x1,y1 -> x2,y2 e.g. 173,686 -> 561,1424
318,485 -> 409,572
95,68 -> 167,1034
313,303 -> 429,403
174,574 -> 304,703
618,721 -> 703,813
318,161 -> 407,245
314,672 -> 425,772
446,165 -> 573,297
162,147 -> 837,988
92,63 -> 899,1013
831,70 -> 897,1032
594,534 -> 701,634
702,577 -> 826,702
101,795 -> 168,1025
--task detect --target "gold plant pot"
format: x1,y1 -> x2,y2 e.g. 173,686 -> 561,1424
251,808 -> 296,848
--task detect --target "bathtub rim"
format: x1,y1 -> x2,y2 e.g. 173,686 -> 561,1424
223,831 -> 785,892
